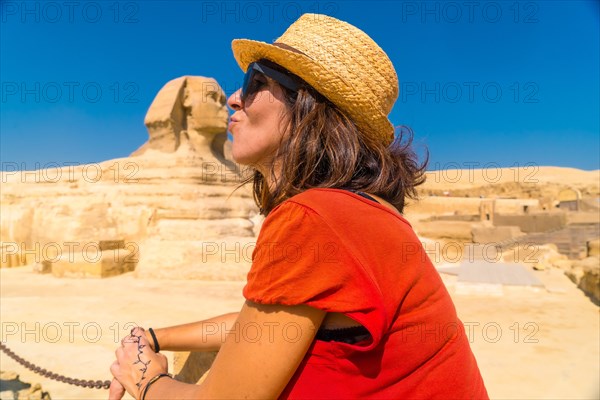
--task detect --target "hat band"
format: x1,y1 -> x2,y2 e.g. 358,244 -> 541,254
272,42 -> 308,57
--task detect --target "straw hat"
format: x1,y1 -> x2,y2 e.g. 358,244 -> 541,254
231,13 -> 399,144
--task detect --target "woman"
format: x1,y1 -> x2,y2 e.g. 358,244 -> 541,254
110,14 -> 489,399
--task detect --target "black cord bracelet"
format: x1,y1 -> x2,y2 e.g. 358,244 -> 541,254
140,373 -> 171,400
148,328 -> 160,353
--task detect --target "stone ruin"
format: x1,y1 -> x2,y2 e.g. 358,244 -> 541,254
0,371 -> 50,400
407,183 -> 599,303
0,76 -> 259,280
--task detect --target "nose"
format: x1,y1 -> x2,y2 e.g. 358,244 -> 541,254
227,89 -> 243,111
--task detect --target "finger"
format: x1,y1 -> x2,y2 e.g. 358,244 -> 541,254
114,346 -> 124,360
130,328 -> 152,348
130,326 -> 145,336
109,360 -> 120,378
108,378 -> 126,400
122,327 -> 147,346
119,334 -> 152,361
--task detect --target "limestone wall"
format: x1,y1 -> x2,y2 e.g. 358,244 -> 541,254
406,196 -> 539,216
493,213 -> 567,233
0,76 -> 260,280
0,156 -> 259,279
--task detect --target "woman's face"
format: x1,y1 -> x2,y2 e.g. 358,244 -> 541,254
227,75 -> 290,173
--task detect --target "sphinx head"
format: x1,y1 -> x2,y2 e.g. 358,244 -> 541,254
184,77 -> 229,135
136,76 -> 230,157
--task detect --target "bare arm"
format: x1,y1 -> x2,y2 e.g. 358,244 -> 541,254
112,301 -> 325,399
145,312 -> 239,352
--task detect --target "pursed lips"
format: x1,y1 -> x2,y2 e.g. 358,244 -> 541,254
228,118 -> 239,133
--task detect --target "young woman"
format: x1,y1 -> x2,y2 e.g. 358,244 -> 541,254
110,14 -> 488,400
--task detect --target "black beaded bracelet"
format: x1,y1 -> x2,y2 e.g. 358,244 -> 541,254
148,328 -> 160,353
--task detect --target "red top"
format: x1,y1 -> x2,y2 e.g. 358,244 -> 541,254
244,189 -> 488,399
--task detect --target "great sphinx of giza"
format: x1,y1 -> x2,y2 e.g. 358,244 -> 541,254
0,76 -> 259,280
132,76 -> 232,164
125,76 -> 260,279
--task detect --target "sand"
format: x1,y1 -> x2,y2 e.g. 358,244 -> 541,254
1,264 -> 598,400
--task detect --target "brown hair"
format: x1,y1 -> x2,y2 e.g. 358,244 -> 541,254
249,60 -> 429,215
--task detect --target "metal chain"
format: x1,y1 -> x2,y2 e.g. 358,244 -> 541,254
0,342 -> 111,390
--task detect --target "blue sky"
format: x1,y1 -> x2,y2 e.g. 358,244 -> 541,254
1,0 -> 599,171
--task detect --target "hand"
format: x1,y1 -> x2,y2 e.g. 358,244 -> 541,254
108,378 -> 125,400
110,327 -> 169,399
144,329 -> 157,352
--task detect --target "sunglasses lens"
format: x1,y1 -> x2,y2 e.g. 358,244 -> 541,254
241,63 -> 257,101
240,61 -> 299,102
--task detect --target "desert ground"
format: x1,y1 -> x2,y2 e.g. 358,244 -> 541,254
1,259 -> 598,399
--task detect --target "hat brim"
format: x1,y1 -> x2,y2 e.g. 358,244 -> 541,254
232,38 -> 394,143
232,38 -> 337,92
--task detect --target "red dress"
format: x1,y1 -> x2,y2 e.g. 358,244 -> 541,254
244,189 -> 489,399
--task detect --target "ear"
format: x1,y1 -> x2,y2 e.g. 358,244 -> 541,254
134,76 -> 189,155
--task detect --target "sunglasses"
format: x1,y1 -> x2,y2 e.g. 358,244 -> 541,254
241,62 -> 300,102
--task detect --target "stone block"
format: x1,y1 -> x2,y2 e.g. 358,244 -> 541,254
578,263 -> 600,305
99,240 -> 126,250
493,213 -> 567,233
32,260 -> 52,274
472,225 -> 524,244
566,256 -> 600,305
0,371 -> 50,400
0,243 -> 31,268
553,259 -> 573,270
414,221 -> 473,241
566,212 -> 600,224
588,238 -> 600,257
51,248 -> 136,278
